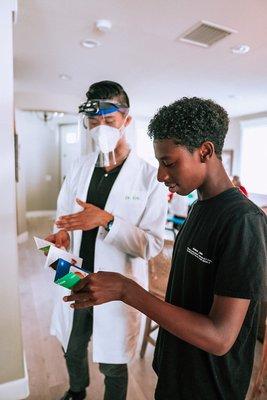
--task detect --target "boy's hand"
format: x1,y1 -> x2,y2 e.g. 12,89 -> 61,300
63,272 -> 129,309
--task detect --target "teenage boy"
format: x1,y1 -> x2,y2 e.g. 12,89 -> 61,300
65,97 -> 266,400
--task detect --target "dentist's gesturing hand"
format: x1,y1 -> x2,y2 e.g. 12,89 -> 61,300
55,198 -> 113,231
63,272 -> 130,309
45,229 -> 70,250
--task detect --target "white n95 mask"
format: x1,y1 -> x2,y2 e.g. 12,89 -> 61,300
90,125 -> 121,153
90,124 -> 123,167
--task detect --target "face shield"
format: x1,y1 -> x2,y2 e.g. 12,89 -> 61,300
78,99 -> 129,167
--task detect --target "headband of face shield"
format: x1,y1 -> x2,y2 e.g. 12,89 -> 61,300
78,99 -> 129,167
79,99 -> 129,118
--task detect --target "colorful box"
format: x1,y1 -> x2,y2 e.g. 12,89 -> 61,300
54,258 -> 89,289
34,236 -> 89,289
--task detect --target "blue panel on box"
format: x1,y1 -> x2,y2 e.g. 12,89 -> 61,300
54,258 -> 71,282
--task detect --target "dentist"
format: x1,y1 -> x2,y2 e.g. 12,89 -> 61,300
45,81 -> 167,400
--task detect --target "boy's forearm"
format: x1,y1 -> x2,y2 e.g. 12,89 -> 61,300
123,279 -> 229,356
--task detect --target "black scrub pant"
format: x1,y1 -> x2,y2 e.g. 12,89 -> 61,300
64,308 -> 128,400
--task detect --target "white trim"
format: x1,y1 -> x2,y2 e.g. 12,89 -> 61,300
240,116 -> 267,129
26,210 -> 56,218
0,353 -> 29,399
12,1 -> 18,24
17,231 -> 28,244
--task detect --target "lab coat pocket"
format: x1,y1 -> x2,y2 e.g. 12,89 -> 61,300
122,190 -> 147,220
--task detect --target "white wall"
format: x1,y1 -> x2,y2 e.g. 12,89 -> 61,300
227,112 -> 267,206
135,117 -> 157,166
224,117 -> 242,176
227,111 -> 267,174
0,1 -> 28,397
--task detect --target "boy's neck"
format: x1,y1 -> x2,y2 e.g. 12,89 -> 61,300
197,161 -> 234,201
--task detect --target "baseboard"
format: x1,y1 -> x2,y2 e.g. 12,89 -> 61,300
26,210 -> 56,218
0,353 -> 29,399
17,231 -> 29,244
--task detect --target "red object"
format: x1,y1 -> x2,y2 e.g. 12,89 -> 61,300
238,186 -> 248,197
168,192 -> 174,202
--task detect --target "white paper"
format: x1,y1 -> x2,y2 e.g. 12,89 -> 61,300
33,236 -> 55,250
33,236 -> 83,269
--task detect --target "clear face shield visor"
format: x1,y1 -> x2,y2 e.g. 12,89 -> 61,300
78,99 -> 129,167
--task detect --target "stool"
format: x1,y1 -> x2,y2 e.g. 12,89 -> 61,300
140,240 -> 173,358
249,317 -> 267,399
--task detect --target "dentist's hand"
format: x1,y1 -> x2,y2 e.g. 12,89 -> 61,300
55,199 -> 113,232
45,229 -> 70,250
63,272 -> 130,309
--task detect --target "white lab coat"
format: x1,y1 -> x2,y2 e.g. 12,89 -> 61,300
50,150 -> 167,363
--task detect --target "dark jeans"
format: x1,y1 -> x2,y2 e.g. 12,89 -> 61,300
64,308 -> 128,400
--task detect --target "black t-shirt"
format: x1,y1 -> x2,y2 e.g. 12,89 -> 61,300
79,163 -> 124,272
153,188 -> 267,400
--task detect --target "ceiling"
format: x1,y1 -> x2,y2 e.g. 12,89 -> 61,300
14,0 -> 267,119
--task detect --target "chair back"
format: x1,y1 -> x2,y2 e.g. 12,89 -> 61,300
149,239 -> 174,300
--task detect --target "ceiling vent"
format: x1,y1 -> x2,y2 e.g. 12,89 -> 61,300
179,20 -> 237,48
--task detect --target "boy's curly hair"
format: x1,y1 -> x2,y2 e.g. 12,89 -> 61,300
148,97 -> 229,159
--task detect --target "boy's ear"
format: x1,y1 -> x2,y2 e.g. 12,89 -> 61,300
199,142 -> 214,162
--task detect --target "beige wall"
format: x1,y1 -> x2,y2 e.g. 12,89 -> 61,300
0,1 -> 25,385
16,110 -> 61,212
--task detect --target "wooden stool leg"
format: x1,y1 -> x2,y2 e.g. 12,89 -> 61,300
249,320 -> 267,400
249,357 -> 266,399
140,317 -> 152,358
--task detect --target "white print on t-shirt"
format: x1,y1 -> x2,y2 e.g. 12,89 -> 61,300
187,247 -> 213,264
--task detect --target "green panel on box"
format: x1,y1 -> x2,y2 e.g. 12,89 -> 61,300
55,272 -> 81,289
40,245 -> 51,253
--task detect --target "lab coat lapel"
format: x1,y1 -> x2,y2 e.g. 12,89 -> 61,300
72,153 -> 97,253
74,153 -> 98,210
104,150 -> 139,214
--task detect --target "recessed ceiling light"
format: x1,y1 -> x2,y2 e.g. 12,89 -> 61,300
231,44 -> 250,54
59,73 -> 71,80
53,112 -> 65,117
81,39 -> 100,48
95,19 -> 112,33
